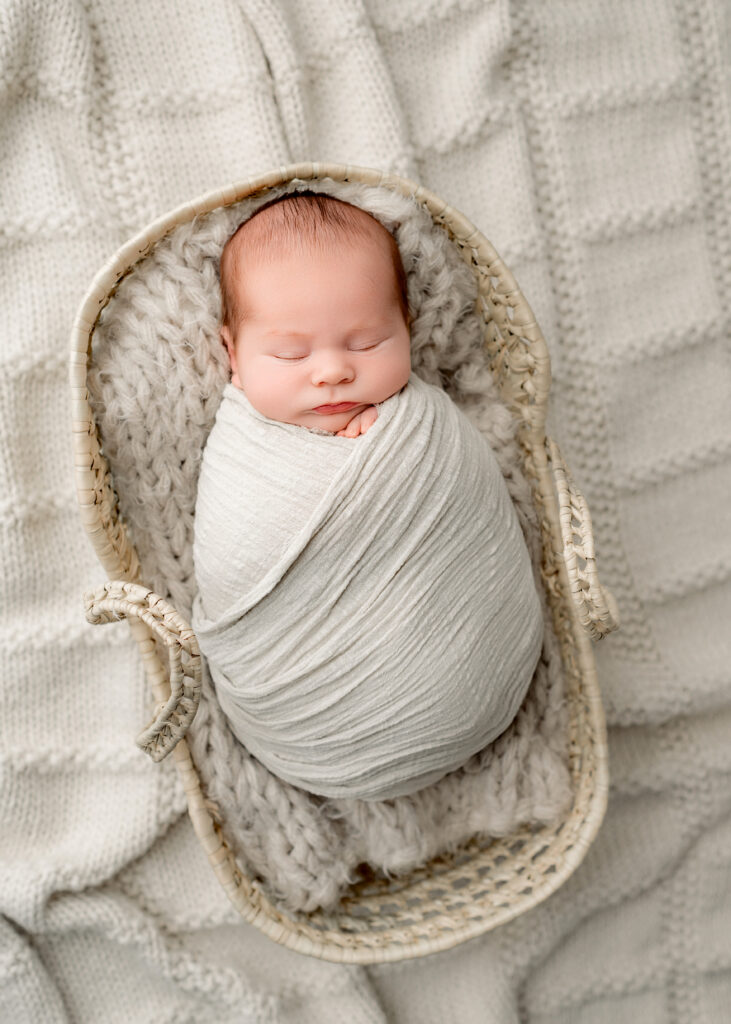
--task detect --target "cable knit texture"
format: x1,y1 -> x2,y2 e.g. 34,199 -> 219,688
2,0 -> 730,1020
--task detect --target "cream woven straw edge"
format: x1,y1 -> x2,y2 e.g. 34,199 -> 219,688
69,162 -> 618,964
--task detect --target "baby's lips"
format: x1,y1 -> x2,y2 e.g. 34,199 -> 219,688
312,401 -> 360,413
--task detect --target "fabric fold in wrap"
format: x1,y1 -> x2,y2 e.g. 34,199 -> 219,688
192,372 -> 543,800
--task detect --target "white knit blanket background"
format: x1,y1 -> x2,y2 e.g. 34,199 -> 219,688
2,0 -> 730,1021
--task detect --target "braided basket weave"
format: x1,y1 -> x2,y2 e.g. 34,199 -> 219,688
70,163 -> 618,963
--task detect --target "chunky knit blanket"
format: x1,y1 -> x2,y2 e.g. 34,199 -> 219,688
2,1 -> 730,1021
192,372 -> 543,801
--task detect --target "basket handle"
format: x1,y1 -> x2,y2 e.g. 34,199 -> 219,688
84,581 -> 202,761
547,439 -> 620,641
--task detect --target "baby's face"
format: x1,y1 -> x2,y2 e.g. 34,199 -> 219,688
221,235 -> 411,432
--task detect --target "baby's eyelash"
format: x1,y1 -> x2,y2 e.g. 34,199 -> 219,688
351,341 -> 382,351
273,341 -> 383,359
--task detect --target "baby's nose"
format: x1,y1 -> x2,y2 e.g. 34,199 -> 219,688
311,354 -> 355,385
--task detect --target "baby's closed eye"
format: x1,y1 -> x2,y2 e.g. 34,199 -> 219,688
350,339 -> 384,351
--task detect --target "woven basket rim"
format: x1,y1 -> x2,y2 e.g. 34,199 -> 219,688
69,161 -> 609,963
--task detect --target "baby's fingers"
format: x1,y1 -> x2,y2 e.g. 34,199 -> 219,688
360,406 -> 378,434
336,415 -> 362,438
336,406 -> 378,437
343,416 -> 363,438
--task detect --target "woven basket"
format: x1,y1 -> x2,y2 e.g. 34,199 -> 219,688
69,162 -> 618,964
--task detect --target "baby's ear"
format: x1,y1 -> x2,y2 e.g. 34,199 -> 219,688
220,325 -> 240,386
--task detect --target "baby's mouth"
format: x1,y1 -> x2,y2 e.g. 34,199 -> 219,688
312,402 -> 358,414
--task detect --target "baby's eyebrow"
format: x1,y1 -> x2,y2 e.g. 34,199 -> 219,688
262,324 -> 389,341
264,329 -> 311,339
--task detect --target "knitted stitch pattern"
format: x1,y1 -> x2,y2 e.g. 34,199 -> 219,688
87,179 -> 571,912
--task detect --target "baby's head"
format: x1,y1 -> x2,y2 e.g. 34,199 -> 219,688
218,192 -> 411,432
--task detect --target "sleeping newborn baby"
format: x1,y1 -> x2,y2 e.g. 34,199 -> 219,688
191,192 -> 544,801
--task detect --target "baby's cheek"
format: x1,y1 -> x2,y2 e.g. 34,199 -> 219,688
239,358 -> 298,420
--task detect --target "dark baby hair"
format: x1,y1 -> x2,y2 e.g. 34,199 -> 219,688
219,192 -> 409,333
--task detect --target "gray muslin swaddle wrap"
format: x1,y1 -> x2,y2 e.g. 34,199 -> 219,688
191,372 -> 544,801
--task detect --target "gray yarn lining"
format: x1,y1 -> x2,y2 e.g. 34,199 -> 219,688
88,178 -> 571,913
